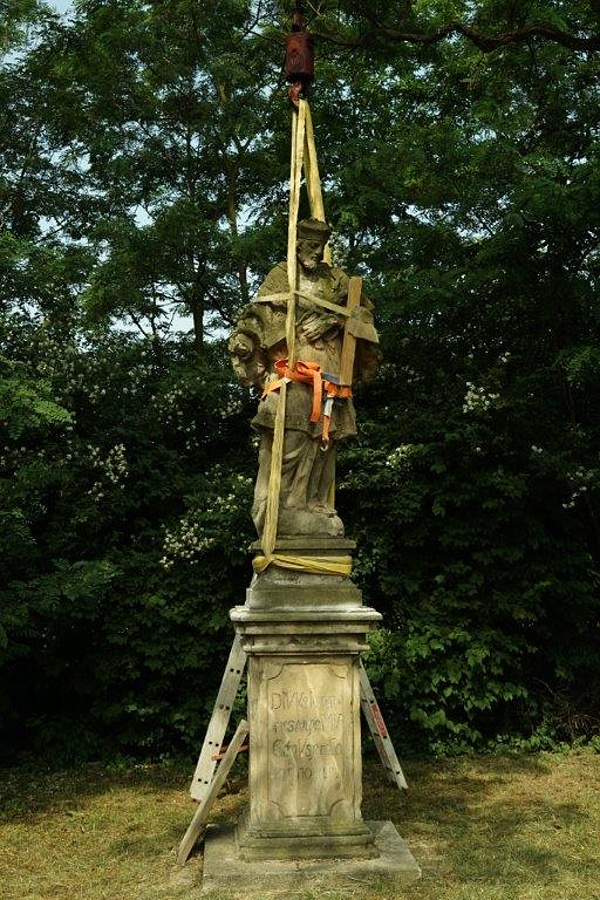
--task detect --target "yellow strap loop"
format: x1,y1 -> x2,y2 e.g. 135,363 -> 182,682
253,554 -> 352,576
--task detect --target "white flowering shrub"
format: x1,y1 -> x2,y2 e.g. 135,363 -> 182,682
0,320 -> 260,760
563,465 -> 600,510
86,443 -> 129,499
385,442 -> 423,471
160,469 -> 253,568
462,381 -> 500,414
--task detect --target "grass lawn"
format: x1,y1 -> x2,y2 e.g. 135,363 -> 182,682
1,748 -> 598,900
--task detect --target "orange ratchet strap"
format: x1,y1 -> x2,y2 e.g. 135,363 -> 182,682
262,358 -> 323,423
261,359 -> 353,446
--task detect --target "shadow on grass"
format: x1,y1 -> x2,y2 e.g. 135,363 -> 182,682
0,757 -> 198,824
2,749 -> 596,893
363,753 -> 594,890
361,751 -> 553,820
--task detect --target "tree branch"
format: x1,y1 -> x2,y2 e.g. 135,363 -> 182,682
312,21 -> 600,54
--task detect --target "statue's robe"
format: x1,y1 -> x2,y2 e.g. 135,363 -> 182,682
229,260 -> 379,535
234,261 -> 377,438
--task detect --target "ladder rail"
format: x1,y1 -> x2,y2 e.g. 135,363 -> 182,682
178,719 -> 249,865
359,661 -> 408,791
189,634 -> 248,801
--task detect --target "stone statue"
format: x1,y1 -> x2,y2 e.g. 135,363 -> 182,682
228,218 -> 379,537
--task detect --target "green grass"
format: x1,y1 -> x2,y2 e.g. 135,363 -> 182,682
1,749 -> 599,899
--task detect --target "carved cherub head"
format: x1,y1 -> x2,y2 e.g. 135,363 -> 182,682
228,330 -> 266,388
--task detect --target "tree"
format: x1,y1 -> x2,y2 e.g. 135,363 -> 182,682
23,0 -> 292,348
295,0 -> 600,53
307,2 -> 600,750
1,1 -> 264,760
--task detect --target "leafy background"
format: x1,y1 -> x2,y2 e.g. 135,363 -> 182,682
1,0 -> 599,763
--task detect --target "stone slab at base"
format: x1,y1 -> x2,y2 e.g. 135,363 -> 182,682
201,820 -> 421,896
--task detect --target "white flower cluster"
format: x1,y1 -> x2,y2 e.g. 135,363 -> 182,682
183,431 -> 198,452
215,493 -> 239,513
151,381 -> 200,438
121,362 -> 153,395
219,397 -> 243,419
462,382 -> 500,414
157,384 -> 186,420
34,333 -> 77,387
87,443 -> 128,500
160,514 -> 216,568
563,466 -> 596,509
386,444 -> 418,470
159,473 -> 253,567
86,368 -> 109,403
395,364 -> 421,385
204,473 -> 253,516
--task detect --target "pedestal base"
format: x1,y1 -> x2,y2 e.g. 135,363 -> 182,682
236,805 -> 377,861
231,540 -> 380,864
201,820 -> 421,895
228,537 -> 405,877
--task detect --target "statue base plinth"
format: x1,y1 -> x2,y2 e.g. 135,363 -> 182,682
246,537 -> 362,610
202,820 -> 421,895
235,806 -> 377,861
229,538 -> 381,863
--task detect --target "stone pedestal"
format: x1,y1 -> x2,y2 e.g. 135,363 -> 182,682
230,538 -> 382,861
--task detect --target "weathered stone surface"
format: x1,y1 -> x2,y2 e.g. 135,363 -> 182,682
254,659 -> 355,822
231,608 -> 380,656
228,218 -> 380,538
201,820 -> 421,895
246,537 -> 363,609
237,654 -> 375,861
201,539 -> 419,892
229,543 -> 382,865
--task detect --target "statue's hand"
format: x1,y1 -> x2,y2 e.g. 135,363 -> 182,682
298,313 -> 341,343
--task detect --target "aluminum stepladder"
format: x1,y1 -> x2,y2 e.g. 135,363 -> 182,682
188,634 -> 248,805
178,633 -> 408,863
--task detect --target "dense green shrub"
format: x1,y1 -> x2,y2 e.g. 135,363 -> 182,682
1,0 -> 599,762
0,328 -> 256,763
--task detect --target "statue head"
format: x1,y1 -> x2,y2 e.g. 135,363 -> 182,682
296,218 -> 331,272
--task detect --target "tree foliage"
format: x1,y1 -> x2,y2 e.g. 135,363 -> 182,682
296,0 -> 600,52
0,0 -> 599,762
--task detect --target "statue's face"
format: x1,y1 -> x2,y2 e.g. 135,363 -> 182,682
297,238 -> 325,272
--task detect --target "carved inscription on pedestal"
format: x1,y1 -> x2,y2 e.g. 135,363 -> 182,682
260,661 -> 356,820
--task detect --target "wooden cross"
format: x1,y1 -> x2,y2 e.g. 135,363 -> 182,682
339,275 -> 363,387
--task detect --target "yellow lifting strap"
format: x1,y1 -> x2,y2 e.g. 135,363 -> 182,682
259,100 -> 336,574
253,554 -> 352,576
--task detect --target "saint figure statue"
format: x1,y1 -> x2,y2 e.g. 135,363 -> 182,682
228,218 -> 379,537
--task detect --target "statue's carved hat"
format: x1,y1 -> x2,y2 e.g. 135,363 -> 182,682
297,217 -> 331,242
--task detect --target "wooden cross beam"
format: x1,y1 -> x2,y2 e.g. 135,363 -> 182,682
339,275 -> 362,387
